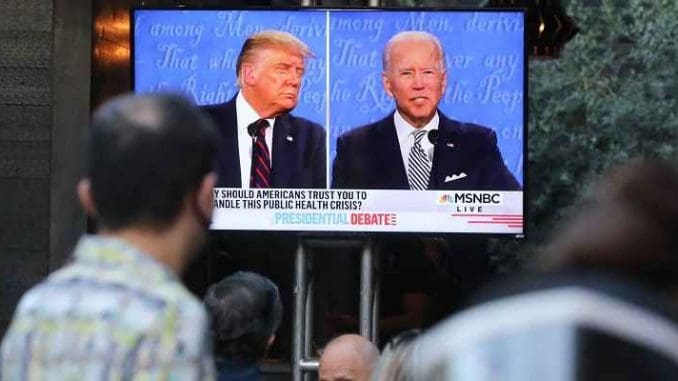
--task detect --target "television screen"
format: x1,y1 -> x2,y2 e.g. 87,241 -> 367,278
132,8 -> 526,236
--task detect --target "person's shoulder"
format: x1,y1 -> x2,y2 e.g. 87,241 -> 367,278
339,115 -> 391,141
284,113 -> 326,138
285,113 -> 322,129
155,279 -> 206,316
173,292 -> 210,335
9,279 -> 54,318
3,266 -> 90,338
11,262 -> 85,313
200,98 -> 236,119
441,115 -> 496,143
153,282 -> 211,343
441,114 -> 492,135
342,121 -> 377,139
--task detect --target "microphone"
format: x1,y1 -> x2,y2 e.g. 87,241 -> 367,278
427,129 -> 438,145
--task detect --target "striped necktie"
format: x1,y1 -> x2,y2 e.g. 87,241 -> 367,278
249,119 -> 271,188
408,129 -> 431,190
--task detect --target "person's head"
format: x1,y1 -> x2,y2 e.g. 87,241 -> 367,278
78,93 -> 217,248
236,29 -> 313,119
382,31 -> 447,128
204,271 -> 283,362
319,334 -> 379,381
544,158 -> 678,293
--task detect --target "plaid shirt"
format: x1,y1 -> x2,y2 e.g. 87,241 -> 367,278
1,235 -> 215,380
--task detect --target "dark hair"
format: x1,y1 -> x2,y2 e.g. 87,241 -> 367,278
86,93 -> 217,230
204,271 -> 283,361
544,158 -> 678,291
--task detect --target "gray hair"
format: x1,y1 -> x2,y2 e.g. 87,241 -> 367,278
204,271 -> 282,361
382,31 -> 445,72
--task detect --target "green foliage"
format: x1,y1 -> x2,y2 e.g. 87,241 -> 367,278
492,0 -> 678,271
379,0 -> 677,273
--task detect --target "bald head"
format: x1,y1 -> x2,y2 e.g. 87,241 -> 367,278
319,334 -> 379,381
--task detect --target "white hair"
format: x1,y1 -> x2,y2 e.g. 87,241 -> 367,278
382,31 -> 445,72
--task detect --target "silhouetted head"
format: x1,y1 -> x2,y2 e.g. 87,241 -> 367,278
544,158 -> 678,292
81,93 -> 218,232
204,271 -> 282,361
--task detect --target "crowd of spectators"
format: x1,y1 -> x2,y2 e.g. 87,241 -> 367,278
2,93 -> 677,380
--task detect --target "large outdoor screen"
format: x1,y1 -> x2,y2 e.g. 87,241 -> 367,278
133,8 -> 526,236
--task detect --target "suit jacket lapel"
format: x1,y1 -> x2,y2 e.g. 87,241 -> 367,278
430,113 -> 462,189
376,115 -> 409,189
271,114 -> 294,187
218,98 -> 241,187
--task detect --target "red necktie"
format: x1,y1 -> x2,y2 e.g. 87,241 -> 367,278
249,119 -> 271,188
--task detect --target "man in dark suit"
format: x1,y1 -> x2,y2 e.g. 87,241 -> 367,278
203,30 -> 326,189
332,31 -> 520,191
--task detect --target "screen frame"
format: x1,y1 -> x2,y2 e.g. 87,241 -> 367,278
129,5 -> 529,239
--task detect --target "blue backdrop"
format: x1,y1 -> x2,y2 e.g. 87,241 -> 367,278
134,10 -> 327,124
134,9 -> 524,186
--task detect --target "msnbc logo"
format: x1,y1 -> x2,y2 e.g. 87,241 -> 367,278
438,194 -> 456,205
437,192 -> 503,206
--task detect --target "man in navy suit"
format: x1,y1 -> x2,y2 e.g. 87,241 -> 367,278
332,31 -> 520,191
203,30 -> 326,189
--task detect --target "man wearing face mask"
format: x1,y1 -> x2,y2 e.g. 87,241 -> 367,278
1,94 -> 218,380
332,31 -> 520,191
203,30 -> 326,189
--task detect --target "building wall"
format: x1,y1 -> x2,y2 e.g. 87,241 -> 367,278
0,0 -> 90,336
0,0 -> 55,337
